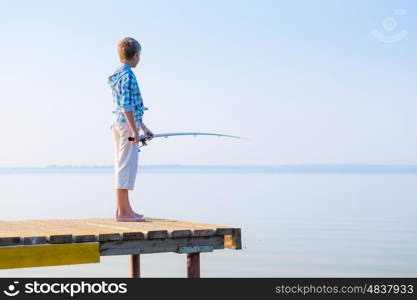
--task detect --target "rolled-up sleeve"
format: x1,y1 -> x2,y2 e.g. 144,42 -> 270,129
119,74 -> 133,112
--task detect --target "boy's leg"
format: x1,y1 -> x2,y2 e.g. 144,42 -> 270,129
115,189 -> 144,218
112,122 -> 144,221
116,189 -> 132,215
114,122 -> 138,188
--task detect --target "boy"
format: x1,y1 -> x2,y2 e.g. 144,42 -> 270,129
108,37 -> 154,222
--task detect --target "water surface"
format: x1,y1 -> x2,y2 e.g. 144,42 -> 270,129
0,167 -> 416,277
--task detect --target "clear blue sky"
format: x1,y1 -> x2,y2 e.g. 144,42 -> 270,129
0,0 -> 416,167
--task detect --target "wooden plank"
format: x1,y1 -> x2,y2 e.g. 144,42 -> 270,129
98,233 -> 122,242
21,220 -> 119,242
0,218 -> 239,247
132,218 -> 236,237
48,235 -> 73,244
73,235 -> 97,243
100,236 -> 225,255
23,236 -> 47,245
142,217 -> 235,230
13,217 -> 234,233
0,237 -> 21,246
7,220 -> 81,244
72,218 -> 235,237
171,230 -> 192,239
147,230 -> 168,240
72,220 -> 146,232
224,228 -> 242,250
177,245 -> 213,254
19,220 -> 74,237
0,243 -> 100,269
122,232 -> 145,240
70,220 -> 148,240
216,228 -> 235,235
193,229 -> 216,237
0,222 -> 50,240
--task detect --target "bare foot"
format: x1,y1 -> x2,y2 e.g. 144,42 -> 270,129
133,212 -> 144,219
116,212 -> 146,222
135,215 -> 146,222
116,208 -> 144,220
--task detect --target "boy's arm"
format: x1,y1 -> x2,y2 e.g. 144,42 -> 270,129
141,121 -> 152,133
123,111 -> 138,136
141,121 -> 154,140
119,74 -> 138,136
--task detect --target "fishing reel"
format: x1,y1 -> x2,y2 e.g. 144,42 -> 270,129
128,136 -> 151,149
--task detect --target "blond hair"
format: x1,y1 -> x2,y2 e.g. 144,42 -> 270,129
117,37 -> 141,63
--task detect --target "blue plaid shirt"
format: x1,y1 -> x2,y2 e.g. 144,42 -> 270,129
107,63 -> 148,124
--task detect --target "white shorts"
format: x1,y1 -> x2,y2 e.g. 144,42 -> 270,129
111,120 -> 141,190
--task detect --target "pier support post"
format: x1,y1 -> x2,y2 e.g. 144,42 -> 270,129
186,252 -> 200,278
130,254 -> 140,278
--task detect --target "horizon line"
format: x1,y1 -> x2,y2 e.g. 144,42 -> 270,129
1,163 -> 417,168
1,164 -> 417,174
0,163 -> 417,169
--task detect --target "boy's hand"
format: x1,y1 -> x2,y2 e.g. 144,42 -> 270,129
130,131 -> 140,144
143,128 -> 154,141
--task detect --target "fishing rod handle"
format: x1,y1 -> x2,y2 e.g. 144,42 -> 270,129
128,137 -> 148,148
128,137 -> 147,142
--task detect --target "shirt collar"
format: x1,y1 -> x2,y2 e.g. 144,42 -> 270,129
122,63 -> 131,70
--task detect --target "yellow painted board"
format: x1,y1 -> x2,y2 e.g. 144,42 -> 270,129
0,243 -> 100,270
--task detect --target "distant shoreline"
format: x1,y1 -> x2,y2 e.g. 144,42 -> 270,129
1,164 -> 417,174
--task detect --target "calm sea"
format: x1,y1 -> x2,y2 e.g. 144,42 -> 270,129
0,166 -> 416,277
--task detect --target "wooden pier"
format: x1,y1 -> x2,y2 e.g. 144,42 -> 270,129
0,217 -> 242,277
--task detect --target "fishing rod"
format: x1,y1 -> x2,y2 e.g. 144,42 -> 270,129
128,132 -> 242,149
